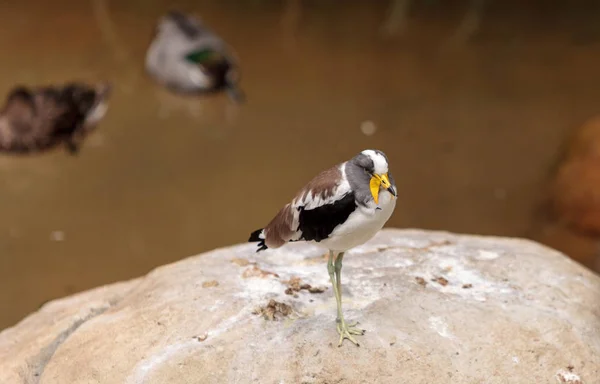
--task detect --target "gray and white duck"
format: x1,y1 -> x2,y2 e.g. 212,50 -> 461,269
145,10 -> 245,103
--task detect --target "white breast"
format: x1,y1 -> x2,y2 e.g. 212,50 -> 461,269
318,190 -> 397,252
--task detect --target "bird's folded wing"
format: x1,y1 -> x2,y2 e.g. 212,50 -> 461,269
263,163 -> 356,246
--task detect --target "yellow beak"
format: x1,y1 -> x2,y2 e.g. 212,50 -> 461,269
369,173 -> 396,205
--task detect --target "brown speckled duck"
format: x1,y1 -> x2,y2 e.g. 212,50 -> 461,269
0,82 -> 111,155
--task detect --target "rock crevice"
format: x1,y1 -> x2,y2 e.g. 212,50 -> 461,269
25,306 -> 109,384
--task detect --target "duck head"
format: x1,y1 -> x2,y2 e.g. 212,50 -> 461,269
63,82 -> 112,132
156,10 -> 205,39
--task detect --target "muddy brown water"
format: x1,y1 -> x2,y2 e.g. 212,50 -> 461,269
1,0 -> 600,330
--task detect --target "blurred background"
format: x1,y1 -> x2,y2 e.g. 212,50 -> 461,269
2,0 -> 600,330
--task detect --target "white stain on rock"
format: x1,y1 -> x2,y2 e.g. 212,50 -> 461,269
475,250 -> 501,260
555,369 -> 582,384
428,316 -> 456,340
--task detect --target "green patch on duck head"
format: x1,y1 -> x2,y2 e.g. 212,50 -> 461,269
185,49 -> 223,64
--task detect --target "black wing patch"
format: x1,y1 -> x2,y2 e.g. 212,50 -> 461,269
248,228 -> 268,252
297,192 -> 356,242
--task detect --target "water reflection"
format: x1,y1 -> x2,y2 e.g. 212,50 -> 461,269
1,0 -> 600,330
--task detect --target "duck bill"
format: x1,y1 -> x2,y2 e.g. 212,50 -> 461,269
226,84 -> 246,104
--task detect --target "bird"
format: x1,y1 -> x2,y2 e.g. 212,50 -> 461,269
0,81 -> 111,155
145,10 -> 245,103
248,149 -> 397,346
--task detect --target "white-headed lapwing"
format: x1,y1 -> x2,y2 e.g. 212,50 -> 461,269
249,149 -> 397,346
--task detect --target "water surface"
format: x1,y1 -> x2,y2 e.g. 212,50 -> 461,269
1,0 -> 600,329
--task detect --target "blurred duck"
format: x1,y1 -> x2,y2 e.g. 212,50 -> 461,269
0,82 -> 111,155
145,10 -> 245,103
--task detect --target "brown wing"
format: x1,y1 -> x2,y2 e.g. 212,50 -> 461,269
258,163 -> 349,249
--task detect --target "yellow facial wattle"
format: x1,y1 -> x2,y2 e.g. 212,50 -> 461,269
370,173 -> 395,205
370,175 -> 381,204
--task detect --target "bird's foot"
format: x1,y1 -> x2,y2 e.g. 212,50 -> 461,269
336,319 -> 365,347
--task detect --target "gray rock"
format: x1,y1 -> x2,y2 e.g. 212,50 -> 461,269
1,229 -> 599,384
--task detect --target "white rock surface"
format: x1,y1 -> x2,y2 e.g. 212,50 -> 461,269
1,229 -> 599,384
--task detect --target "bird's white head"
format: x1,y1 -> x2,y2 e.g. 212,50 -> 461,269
361,149 -> 389,175
349,149 -> 396,205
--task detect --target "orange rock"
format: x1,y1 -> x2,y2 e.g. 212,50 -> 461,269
553,157 -> 600,234
551,116 -> 600,236
564,115 -> 600,160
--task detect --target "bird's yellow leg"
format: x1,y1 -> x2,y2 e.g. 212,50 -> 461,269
327,250 -> 339,308
332,252 -> 365,347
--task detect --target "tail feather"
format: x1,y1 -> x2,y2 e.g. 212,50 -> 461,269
226,82 -> 245,104
248,228 -> 267,252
